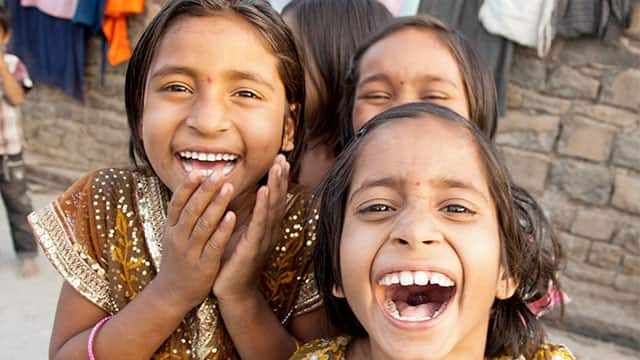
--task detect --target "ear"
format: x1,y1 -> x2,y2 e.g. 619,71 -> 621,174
332,284 -> 345,298
281,103 -> 298,152
495,265 -> 519,300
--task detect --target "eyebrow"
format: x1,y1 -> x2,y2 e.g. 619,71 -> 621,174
225,69 -> 275,91
148,65 -> 198,82
357,73 -> 392,87
416,74 -> 459,89
348,175 -> 489,203
358,72 -> 459,89
349,176 -> 404,202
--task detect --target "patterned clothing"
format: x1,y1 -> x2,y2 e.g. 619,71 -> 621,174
291,336 -> 576,360
29,168 -> 322,359
0,53 -> 32,155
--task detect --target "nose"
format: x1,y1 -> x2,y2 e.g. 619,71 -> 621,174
185,90 -> 231,134
389,206 -> 444,249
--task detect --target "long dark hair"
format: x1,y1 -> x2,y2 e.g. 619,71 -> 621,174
282,0 -> 392,158
339,14 -> 498,149
125,0 -> 305,173
314,102 -> 563,358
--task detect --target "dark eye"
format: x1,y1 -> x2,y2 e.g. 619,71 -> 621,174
360,204 -> 395,213
422,93 -> 448,101
441,204 -> 475,214
164,84 -> 191,93
235,90 -> 260,99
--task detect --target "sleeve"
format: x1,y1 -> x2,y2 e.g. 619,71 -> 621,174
12,56 -> 33,91
28,171 -> 116,313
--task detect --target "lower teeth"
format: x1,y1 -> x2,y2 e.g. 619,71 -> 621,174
383,298 -> 447,322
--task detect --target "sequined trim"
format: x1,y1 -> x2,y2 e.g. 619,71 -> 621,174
136,173 -> 166,270
292,272 -> 322,317
28,203 -> 116,313
192,297 -> 219,359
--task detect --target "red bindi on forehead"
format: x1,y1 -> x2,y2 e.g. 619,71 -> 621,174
207,76 -> 214,84
415,181 -> 421,187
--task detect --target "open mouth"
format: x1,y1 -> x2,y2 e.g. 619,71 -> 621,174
378,271 -> 456,323
178,151 -> 238,177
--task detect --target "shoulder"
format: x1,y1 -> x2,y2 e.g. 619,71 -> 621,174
290,336 -> 351,360
532,342 -> 575,360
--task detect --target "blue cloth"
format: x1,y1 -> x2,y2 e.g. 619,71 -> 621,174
8,0 -> 86,100
72,0 -> 106,33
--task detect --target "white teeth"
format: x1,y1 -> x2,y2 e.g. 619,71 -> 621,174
198,153 -> 207,161
183,159 -> 193,173
179,151 -> 238,162
414,271 -> 429,286
222,162 -> 234,175
400,271 -> 413,286
216,154 -> 223,161
207,154 -> 216,161
378,271 -> 455,287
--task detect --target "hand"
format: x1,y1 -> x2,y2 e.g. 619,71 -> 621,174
213,154 -> 290,301
154,171 -> 237,311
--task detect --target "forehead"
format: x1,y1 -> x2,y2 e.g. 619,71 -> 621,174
352,117 -> 488,190
151,14 -> 280,77
359,27 -> 461,80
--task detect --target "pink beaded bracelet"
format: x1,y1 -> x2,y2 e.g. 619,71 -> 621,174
88,315 -> 112,360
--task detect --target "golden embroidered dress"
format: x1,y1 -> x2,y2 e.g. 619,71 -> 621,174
291,336 -> 576,360
28,168 -> 321,359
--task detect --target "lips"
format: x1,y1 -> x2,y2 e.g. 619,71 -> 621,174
178,151 -> 238,177
377,270 -> 456,323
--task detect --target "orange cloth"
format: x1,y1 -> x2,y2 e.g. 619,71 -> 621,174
102,0 -> 144,65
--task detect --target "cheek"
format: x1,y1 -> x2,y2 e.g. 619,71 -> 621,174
352,103 -> 375,132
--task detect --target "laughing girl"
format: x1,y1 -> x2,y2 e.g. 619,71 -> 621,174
293,103 -> 574,360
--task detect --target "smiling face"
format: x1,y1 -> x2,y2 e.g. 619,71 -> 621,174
339,117 -> 512,360
351,28 -> 469,132
142,14 -> 294,201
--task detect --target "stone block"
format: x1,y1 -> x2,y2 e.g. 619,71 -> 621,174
547,66 -> 600,99
612,129 -> 640,171
564,260 -> 616,286
520,89 -> 572,114
588,242 -> 624,269
557,117 -> 616,162
570,101 -> 639,128
558,231 -> 591,262
612,173 -> 640,215
496,111 -> 560,152
550,159 -> 613,205
614,274 -> 640,294
603,69 -> 640,111
613,225 -> 640,255
571,209 -> 617,241
622,255 -> 640,276
554,38 -> 640,68
510,55 -> 546,90
500,147 -> 551,194
506,83 -> 524,109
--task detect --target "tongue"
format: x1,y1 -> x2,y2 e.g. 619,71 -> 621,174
396,300 -> 441,318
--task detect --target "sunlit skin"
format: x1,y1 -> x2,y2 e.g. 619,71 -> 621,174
352,28 -> 470,132
337,117 -> 516,360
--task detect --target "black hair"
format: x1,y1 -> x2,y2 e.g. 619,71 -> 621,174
125,0 -> 305,174
282,0 -> 392,159
314,102 -> 563,358
339,14 -> 498,149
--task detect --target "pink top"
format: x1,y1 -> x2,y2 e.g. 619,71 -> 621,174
20,0 -> 79,20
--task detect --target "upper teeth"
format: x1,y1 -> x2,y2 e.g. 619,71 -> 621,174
378,271 -> 455,287
179,151 -> 238,162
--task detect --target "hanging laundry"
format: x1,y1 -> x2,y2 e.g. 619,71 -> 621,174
377,0 -> 421,16
102,0 -> 144,65
8,0 -> 86,100
418,0 -> 513,116
73,0 -> 106,33
479,0 -> 557,57
556,0 -> 634,40
20,0 -> 78,20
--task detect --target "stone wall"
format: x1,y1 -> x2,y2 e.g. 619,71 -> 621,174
17,5 -> 640,347
499,38 -> 640,346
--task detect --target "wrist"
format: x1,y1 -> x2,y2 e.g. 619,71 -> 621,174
216,288 -> 262,309
146,276 -> 196,316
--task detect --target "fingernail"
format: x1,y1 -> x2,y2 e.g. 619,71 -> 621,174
223,211 -> 234,223
274,165 -> 281,177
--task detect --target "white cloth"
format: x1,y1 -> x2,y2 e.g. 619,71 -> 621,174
479,0 -> 557,57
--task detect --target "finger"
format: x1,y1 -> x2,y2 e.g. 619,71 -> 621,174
201,211 -> 236,264
176,172 -> 225,235
239,186 -> 270,258
166,171 -> 203,227
190,182 -> 234,251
